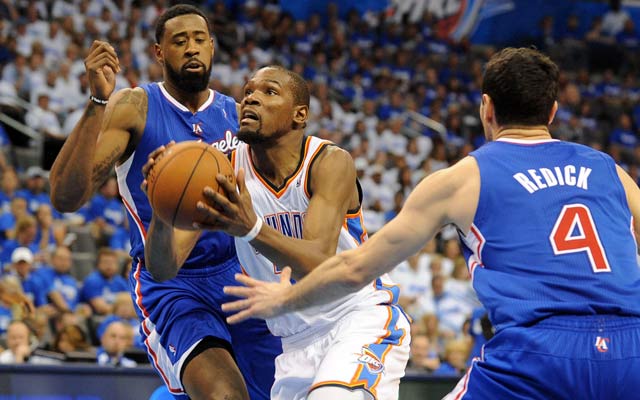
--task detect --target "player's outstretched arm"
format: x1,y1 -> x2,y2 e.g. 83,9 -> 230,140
223,156 -> 480,321
141,144 -> 202,282
50,40 -> 123,212
201,147 -> 359,279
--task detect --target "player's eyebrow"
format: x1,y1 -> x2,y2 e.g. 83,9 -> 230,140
263,79 -> 282,88
171,30 -> 208,38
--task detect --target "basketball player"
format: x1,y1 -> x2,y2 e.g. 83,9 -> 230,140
49,5 -> 280,400
222,48 -> 640,398
153,66 -> 411,400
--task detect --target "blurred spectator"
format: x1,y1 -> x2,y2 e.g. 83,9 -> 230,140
36,246 -> 82,314
15,166 -> 53,215
408,332 -> 441,372
80,248 -> 128,316
0,167 -> 19,215
389,250 -> 434,320
52,323 -> 93,354
96,320 -> 136,367
433,339 -> 470,376
602,0 -> 630,37
8,247 -> 48,308
84,176 -> 127,248
0,320 -> 33,364
0,215 -> 39,267
432,274 -> 473,339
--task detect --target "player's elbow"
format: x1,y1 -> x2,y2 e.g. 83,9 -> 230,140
50,189 -> 86,213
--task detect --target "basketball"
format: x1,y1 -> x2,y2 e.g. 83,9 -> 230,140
146,141 -> 235,230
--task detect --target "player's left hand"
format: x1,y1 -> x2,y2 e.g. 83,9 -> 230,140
222,267 -> 293,324
195,168 -> 258,236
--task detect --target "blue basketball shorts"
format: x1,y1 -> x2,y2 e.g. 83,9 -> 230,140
445,315 -> 640,399
129,257 -> 282,400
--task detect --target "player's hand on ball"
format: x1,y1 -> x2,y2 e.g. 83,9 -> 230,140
222,267 -> 293,323
195,168 -> 258,236
85,40 -> 121,100
141,141 -> 175,195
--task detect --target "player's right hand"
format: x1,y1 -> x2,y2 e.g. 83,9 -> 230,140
85,40 -> 121,100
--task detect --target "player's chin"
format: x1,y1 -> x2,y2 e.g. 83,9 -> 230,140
237,128 -> 263,144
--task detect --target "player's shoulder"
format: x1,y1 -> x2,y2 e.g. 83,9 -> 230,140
105,87 -> 148,132
312,139 -> 353,171
110,86 -> 148,106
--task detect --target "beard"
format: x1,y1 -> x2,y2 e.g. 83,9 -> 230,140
238,126 -> 270,145
166,61 -> 211,93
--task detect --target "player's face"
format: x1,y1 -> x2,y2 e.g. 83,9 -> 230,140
238,68 -> 302,145
157,14 -> 213,93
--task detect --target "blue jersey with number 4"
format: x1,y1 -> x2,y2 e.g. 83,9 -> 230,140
461,138 -> 640,332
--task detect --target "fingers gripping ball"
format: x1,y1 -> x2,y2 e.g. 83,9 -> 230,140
147,141 -> 235,230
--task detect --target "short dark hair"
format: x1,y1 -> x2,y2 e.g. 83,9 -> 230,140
155,4 -> 210,44
264,65 -> 310,107
482,47 -> 559,126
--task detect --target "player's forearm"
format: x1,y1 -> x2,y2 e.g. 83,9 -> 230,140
279,249 -> 369,313
145,215 -> 181,282
279,217 -> 427,312
251,225 -> 333,280
50,102 -> 105,212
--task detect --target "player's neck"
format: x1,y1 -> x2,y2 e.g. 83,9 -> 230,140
161,81 -> 210,113
250,133 -> 304,186
494,126 -> 553,141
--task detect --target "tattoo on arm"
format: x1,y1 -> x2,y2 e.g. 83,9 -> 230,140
116,89 -> 147,124
91,145 -> 123,188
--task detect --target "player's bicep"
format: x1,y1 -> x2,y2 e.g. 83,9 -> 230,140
303,147 -> 357,254
367,157 -> 479,266
92,89 -> 145,185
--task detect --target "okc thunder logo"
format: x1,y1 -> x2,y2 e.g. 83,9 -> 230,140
433,0 -> 514,41
595,336 -> 610,353
356,347 -> 385,374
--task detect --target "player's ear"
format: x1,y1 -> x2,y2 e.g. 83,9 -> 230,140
548,100 -> 558,125
154,43 -> 164,66
481,94 -> 494,124
292,105 -> 308,130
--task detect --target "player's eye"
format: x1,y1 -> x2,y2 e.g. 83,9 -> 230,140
244,89 -> 253,96
175,40 -> 186,46
195,38 -> 206,44
267,89 -> 278,95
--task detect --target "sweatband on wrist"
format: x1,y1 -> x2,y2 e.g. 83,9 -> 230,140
240,217 -> 263,242
89,95 -> 108,105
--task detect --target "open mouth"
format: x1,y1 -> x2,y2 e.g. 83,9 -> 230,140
241,109 -> 259,124
183,61 -> 204,71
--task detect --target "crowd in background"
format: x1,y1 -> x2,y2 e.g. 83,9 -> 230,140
0,0 -> 639,376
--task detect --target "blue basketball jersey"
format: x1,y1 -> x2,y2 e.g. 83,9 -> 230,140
115,83 -> 240,268
461,138 -> 640,331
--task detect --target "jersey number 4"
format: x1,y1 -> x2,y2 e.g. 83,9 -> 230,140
549,204 -> 611,273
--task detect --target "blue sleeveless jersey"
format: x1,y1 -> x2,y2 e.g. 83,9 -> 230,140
462,139 -> 640,332
116,82 -> 240,269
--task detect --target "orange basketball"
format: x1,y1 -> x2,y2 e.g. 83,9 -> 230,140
146,141 -> 235,230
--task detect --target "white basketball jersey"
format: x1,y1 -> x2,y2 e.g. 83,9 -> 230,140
232,136 -> 398,337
